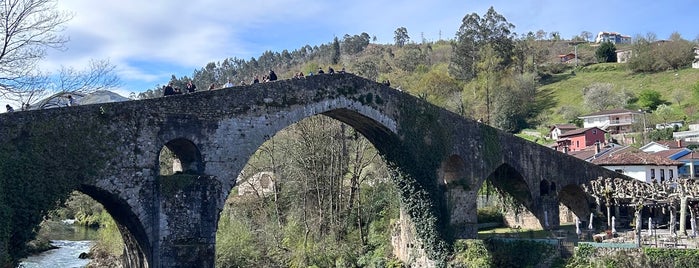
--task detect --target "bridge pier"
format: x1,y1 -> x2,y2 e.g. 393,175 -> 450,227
154,175 -> 222,267
445,187 -> 478,238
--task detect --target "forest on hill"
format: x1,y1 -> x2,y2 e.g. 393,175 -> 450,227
139,7 -> 699,136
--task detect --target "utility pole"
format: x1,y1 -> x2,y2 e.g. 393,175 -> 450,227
639,110 -> 647,144
568,41 -> 585,67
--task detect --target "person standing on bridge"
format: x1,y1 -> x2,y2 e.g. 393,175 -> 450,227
268,70 -> 277,81
186,81 -> 197,93
6,104 -> 14,113
223,78 -> 234,88
163,83 -> 175,96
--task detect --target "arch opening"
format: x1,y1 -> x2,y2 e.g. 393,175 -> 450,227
438,155 -> 467,186
558,184 -> 592,223
159,138 -> 203,175
476,164 -> 539,233
78,185 -> 151,267
216,112 -> 407,267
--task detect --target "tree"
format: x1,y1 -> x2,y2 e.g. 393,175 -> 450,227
394,27 -> 409,47
653,104 -> 683,126
0,0 -> 73,101
450,6 -> 515,81
582,83 -> 627,112
656,32 -> 694,69
341,33 -> 370,55
7,58 -> 120,107
637,89 -> 668,111
394,44 -> 426,72
491,72 -> 540,132
331,37 -> 341,65
580,31 -> 593,42
595,42 -> 617,63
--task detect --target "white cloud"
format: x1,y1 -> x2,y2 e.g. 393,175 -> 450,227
31,0 -> 699,94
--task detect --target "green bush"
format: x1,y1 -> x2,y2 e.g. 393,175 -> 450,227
477,207 -> 503,224
644,247 -> 699,268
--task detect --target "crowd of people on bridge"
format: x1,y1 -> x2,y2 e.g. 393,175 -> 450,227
175,67 -> 349,96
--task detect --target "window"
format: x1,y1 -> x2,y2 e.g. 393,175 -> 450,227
670,169 -> 674,179
593,129 -> 597,135
650,169 -> 655,179
661,169 -> 665,182
576,141 -> 579,148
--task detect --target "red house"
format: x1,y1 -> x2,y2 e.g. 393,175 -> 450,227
555,127 -> 607,152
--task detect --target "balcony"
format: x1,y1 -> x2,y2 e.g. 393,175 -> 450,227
608,119 -> 635,126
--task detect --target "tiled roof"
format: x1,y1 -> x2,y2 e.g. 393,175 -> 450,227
579,109 -> 641,118
550,123 -> 578,131
655,140 -> 684,149
678,151 -> 699,161
591,147 -> 684,166
652,148 -> 689,159
559,127 -> 606,138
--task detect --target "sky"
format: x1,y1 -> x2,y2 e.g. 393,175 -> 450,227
4,0 -> 699,107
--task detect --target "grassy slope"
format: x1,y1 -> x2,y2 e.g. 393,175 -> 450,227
539,63 -> 699,125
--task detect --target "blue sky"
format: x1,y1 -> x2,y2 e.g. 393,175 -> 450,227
22,0 -> 699,99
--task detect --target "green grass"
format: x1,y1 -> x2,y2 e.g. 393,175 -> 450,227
539,64 -> 699,124
478,223 -> 578,239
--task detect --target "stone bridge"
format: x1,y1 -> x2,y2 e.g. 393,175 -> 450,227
0,74 -> 623,267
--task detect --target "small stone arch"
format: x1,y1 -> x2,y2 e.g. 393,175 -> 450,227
438,154 -> 467,186
558,184 -> 591,220
486,164 -> 534,208
159,138 -> 203,175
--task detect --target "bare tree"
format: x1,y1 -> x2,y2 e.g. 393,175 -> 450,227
0,0 -> 73,99
7,59 -> 121,108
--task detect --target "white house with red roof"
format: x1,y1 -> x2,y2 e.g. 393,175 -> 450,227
578,109 -> 643,134
549,123 -> 578,140
590,146 -> 683,183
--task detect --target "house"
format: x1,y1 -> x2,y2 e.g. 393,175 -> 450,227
676,152 -> 699,179
578,109 -> 643,134
549,123 -> 578,140
590,146 -> 683,183
640,140 -> 684,153
557,53 -> 577,63
639,141 -> 699,179
555,127 -> 606,152
616,49 -> 632,63
655,121 -> 683,130
673,124 -> 699,142
237,171 -> 276,196
595,31 -> 632,44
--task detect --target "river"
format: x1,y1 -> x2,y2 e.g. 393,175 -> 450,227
17,220 -> 99,268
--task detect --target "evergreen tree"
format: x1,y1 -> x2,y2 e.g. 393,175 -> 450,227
331,37 -> 341,65
595,42 -> 617,63
450,6 -> 515,81
394,27 -> 409,47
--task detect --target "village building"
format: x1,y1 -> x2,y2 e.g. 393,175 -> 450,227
578,109 -> 643,134
595,31 -> 632,44
554,127 -> 606,152
590,146 -> 683,183
549,123 -> 578,140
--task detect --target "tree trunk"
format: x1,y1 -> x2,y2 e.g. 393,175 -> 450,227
680,196 -> 687,235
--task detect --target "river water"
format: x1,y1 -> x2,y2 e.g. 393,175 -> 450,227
17,221 -> 99,268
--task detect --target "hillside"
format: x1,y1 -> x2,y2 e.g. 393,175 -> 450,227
540,63 -> 699,126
